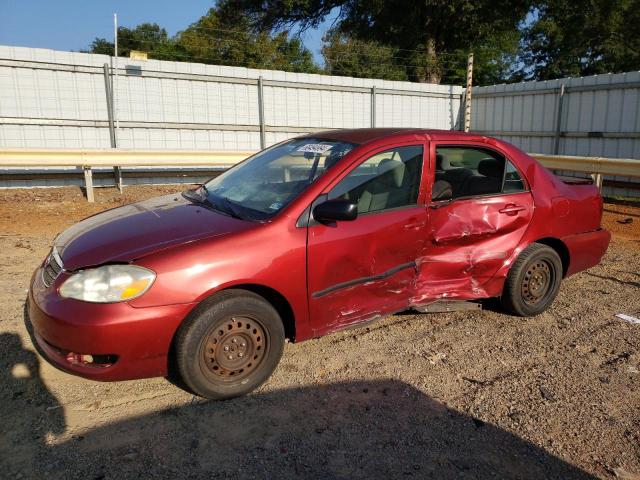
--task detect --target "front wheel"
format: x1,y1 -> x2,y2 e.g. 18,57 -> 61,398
174,289 -> 285,400
501,243 -> 563,317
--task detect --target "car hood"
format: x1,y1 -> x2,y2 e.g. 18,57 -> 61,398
56,194 -> 251,270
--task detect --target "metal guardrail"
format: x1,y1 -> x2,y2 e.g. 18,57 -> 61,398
531,153 -> 640,177
531,153 -> 640,190
0,148 -> 253,167
0,148 -> 638,202
0,149 -> 253,202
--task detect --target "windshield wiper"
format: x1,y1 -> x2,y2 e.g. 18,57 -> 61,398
182,188 -> 261,222
181,188 -> 243,219
182,188 -> 205,204
212,196 -> 246,220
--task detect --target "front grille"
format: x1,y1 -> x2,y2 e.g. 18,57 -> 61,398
42,248 -> 64,287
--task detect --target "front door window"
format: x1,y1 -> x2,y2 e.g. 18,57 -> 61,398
330,145 -> 424,214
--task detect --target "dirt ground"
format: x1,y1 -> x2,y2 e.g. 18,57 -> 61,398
1,185 -> 639,480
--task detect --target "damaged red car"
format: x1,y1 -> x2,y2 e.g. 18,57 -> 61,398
28,128 -> 610,399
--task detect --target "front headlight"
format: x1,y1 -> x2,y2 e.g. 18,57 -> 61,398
59,265 -> 156,303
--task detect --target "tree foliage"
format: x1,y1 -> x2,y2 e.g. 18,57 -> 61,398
520,0 -> 640,80
88,8 -> 318,73
176,5 -> 318,72
87,0 -> 640,85
88,23 -> 186,60
222,0 -> 531,84
322,31 -> 408,81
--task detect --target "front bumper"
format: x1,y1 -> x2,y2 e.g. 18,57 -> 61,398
27,268 -> 196,381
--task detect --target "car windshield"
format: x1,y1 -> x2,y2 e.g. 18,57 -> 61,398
187,138 -> 356,221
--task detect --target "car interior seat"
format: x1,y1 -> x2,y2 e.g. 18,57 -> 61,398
435,153 -> 474,198
357,158 -> 407,213
463,158 -> 504,196
432,179 -> 453,201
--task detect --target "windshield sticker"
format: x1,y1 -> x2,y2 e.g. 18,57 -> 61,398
268,201 -> 284,210
296,144 -> 333,154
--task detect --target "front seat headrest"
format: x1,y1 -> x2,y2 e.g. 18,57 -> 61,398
377,158 -> 405,188
477,159 -> 503,178
436,153 -> 454,170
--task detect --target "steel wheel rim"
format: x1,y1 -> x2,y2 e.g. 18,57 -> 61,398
199,316 -> 269,383
521,259 -> 554,305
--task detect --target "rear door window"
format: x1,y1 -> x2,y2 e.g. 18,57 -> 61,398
434,147 -> 526,200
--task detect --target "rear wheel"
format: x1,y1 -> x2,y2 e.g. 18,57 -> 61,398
174,289 -> 285,399
501,243 -> 563,316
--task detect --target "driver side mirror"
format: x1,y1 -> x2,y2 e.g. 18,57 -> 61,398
313,199 -> 358,224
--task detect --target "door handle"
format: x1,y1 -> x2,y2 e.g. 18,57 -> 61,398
499,204 -> 526,216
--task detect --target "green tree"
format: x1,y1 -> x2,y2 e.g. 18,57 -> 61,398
322,30 -> 407,81
88,23 -> 186,60
520,0 -> 640,80
176,5 -> 318,72
222,0 -> 531,84
87,8 -> 318,73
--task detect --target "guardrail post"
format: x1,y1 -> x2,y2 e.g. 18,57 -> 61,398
371,85 -> 376,128
83,166 -> 95,203
257,76 -> 266,150
591,173 -> 604,191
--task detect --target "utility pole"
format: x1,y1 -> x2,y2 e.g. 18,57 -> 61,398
113,13 -> 123,192
464,52 -> 474,132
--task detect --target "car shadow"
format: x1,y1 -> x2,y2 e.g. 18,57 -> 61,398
602,197 -> 640,209
586,271 -> 640,288
603,207 -> 640,219
0,332 -> 66,475
5,309 -> 598,479
54,381 -> 598,480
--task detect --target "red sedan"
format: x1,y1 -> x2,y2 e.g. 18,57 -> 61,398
28,129 -> 610,399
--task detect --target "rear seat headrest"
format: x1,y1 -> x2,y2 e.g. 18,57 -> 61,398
478,159 -> 503,178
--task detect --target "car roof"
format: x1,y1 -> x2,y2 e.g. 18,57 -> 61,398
298,128 -> 488,145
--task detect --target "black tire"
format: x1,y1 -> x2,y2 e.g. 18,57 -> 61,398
501,243 -> 563,317
174,289 -> 285,400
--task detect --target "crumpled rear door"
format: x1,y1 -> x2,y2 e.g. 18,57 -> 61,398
413,192 -> 534,303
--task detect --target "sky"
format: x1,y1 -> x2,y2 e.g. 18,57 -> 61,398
0,0 -> 329,62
